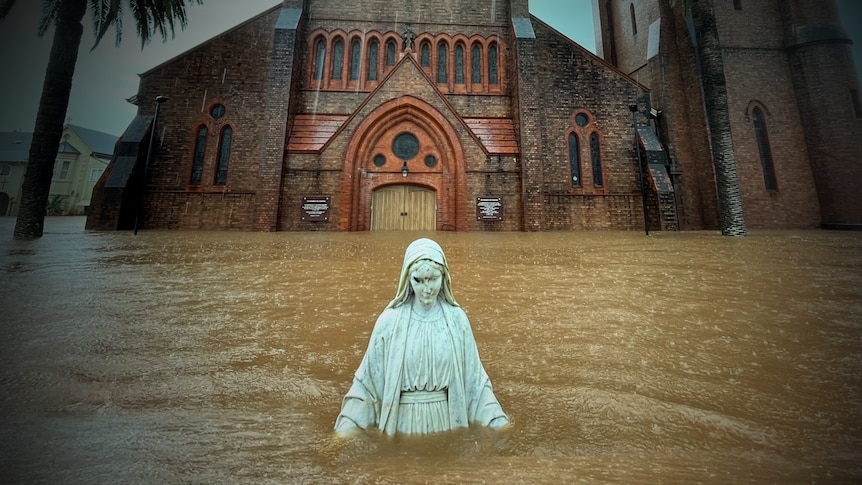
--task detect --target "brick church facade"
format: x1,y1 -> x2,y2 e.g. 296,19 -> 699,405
86,0 -> 862,232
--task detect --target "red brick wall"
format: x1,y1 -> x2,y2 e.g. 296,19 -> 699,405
598,0 -> 861,229
134,8 -> 281,230
779,0 -> 862,225
525,19 -> 651,230
308,0 -> 513,26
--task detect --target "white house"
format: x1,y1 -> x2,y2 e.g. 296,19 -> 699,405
0,124 -> 117,216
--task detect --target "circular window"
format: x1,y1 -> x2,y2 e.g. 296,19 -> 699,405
373,154 -> 386,167
424,155 -> 438,168
392,132 -> 420,160
575,113 -> 589,127
210,104 -> 226,119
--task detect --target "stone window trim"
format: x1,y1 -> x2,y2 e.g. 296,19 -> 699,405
566,110 -> 607,195
187,99 -> 234,191
305,28 -> 505,95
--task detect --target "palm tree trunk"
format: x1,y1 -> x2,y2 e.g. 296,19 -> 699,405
13,0 -> 87,239
689,0 -> 747,236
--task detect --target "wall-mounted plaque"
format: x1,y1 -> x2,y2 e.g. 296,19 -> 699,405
301,196 -> 330,222
476,196 -> 503,221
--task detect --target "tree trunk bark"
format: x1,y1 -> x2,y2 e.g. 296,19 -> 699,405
690,0 -> 747,236
13,0 -> 88,239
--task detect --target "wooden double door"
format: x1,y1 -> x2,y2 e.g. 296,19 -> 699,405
371,185 -> 436,231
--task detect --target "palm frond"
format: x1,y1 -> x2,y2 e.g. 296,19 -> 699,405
129,0 -> 200,49
89,0 -> 123,49
37,0 -> 61,37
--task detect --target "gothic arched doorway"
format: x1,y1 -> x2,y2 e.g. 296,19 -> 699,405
339,96 -> 466,231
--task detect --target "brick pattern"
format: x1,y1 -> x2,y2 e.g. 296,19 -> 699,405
597,0 -> 861,229
526,19 -> 651,230
778,1 -> 862,226
90,0 -> 860,232
131,8 -> 281,230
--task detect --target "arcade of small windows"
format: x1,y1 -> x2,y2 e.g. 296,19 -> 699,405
567,111 -> 605,192
307,29 -> 504,94
189,102 -> 233,187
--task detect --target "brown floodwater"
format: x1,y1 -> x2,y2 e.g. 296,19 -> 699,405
1,216 -> 861,483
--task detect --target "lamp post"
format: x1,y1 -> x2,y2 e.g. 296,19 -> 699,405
133,95 -> 169,235
629,103 -> 650,236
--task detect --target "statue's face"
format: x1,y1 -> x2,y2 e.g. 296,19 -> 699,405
410,261 -> 442,310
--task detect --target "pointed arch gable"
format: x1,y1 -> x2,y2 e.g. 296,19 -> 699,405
339,95 -> 468,231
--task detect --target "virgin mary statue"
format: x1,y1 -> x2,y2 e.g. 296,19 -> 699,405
334,238 -> 509,435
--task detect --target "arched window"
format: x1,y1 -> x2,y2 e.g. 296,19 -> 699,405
455,44 -> 465,84
590,133 -> 603,187
332,39 -> 344,79
313,39 -> 326,80
488,43 -> 498,85
420,41 -> 431,67
569,133 -> 581,187
367,40 -> 379,81
190,125 -> 207,185
630,3 -> 637,35
349,39 -> 361,81
437,42 -> 448,83
386,39 -> 396,65
214,126 -> 232,185
471,44 -> 482,84
752,107 -> 778,190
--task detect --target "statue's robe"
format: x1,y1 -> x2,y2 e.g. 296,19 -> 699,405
335,297 -> 508,435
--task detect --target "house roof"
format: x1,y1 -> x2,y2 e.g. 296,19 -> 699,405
0,125 -> 118,163
68,124 -> 119,157
286,114 -> 349,153
463,118 -> 520,155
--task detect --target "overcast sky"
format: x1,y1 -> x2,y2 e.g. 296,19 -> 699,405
0,0 -> 858,137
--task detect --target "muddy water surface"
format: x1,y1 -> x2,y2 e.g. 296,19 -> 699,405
1,217 -> 861,483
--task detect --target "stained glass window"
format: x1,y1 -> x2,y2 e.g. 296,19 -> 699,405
392,132 -> 420,160
489,43 -> 498,85
437,43 -> 447,83
455,44 -> 464,84
332,39 -> 343,79
190,126 -> 207,185
569,133 -> 580,187
214,126 -> 232,185
421,42 -> 431,67
590,133 -> 603,187
368,41 -> 379,81
752,107 -> 778,191
386,40 -> 396,65
472,44 -> 481,84
313,39 -> 325,80
350,39 -> 361,81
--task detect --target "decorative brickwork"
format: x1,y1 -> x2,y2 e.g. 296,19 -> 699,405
595,0 -> 860,229
86,0 -> 860,232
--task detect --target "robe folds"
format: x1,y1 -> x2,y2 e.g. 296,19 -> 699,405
334,298 -> 508,435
